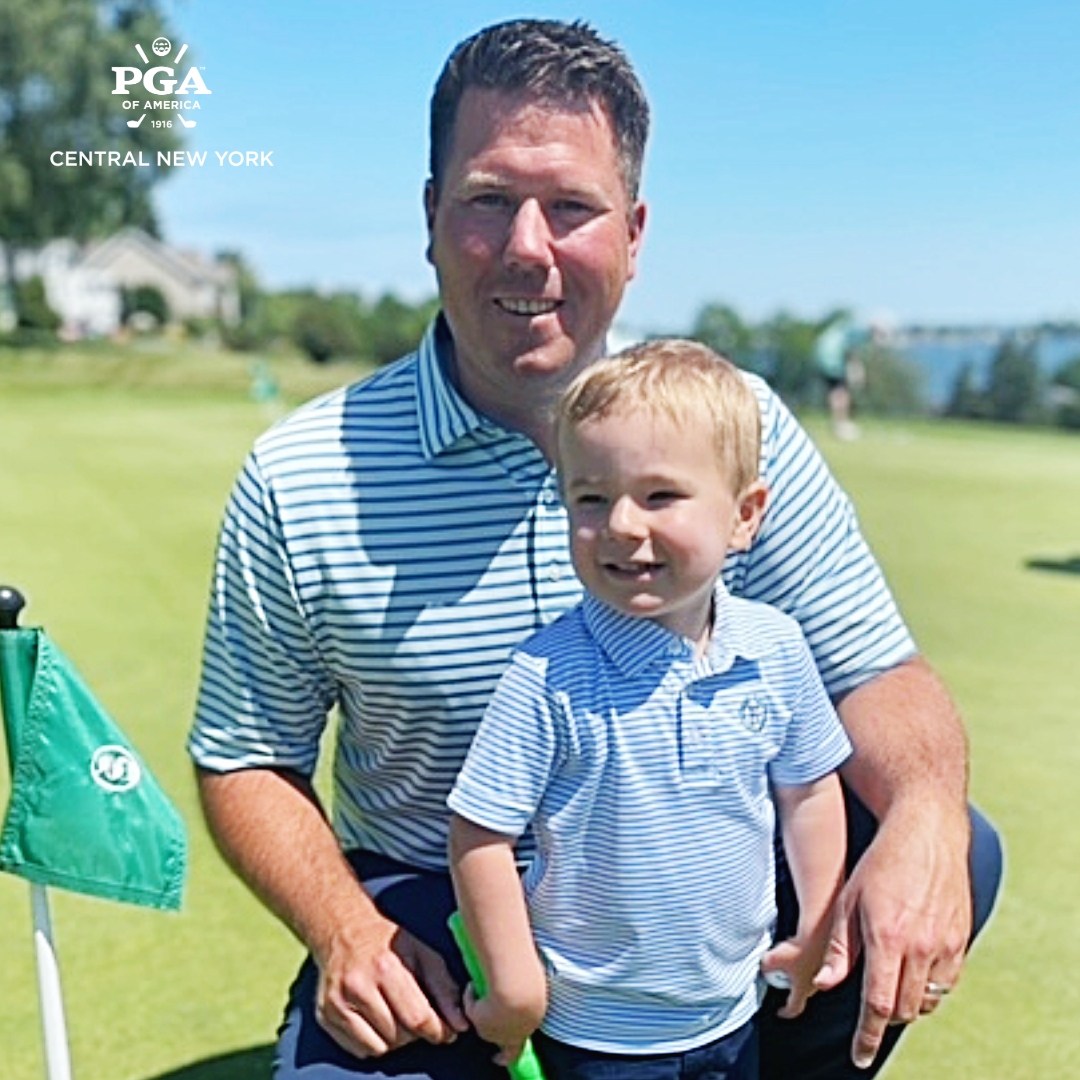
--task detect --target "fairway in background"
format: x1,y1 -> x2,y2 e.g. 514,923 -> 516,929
813,418 -> 1080,1079
0,349 -> 366,1080
2,347 -> 1078,1078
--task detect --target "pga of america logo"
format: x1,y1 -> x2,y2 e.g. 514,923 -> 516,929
112,38 -> 210,129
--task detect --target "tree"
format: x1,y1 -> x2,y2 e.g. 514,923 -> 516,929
292,293 -> 368,364
757,312 -> 820,406
858,344 -> 927,417
0,0 -> 184,316
1050,355 -> 1080,430
985,335 -> 1043,423
944,361 -> 986,419
367,292 -> 439,366
690,302 -> 755,367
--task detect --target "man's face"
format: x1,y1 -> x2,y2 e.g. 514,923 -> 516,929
425,89 -> 646,429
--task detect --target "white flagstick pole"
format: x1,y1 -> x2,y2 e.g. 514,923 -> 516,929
30,883 -> 74,1080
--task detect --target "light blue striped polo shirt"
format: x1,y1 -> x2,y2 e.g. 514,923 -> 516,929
188,316 -> 914,870
449,589 -> 852,1054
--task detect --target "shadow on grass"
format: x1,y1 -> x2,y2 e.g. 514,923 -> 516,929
1026,554 -> 1080,576
145,1045 -> 274,1080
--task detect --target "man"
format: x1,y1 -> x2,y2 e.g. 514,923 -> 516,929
812,313 -> 873,441
189,19 -> 1001,1080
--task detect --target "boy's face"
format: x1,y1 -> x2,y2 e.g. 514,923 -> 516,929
559,406 -> 766,646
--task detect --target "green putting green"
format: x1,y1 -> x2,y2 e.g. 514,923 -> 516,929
1,348 -> 1077,1079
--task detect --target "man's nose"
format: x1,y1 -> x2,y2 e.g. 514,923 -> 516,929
503,199 -> 555,270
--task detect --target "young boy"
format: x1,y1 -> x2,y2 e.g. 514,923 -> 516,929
447,340 -> 852,1079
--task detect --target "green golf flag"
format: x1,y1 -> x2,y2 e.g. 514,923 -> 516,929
0,626 -> 186,910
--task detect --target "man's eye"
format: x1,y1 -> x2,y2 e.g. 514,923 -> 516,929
471,192 -> 510,209
551,199 -> 597,224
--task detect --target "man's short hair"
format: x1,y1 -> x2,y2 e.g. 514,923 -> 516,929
429,18 -> 649,202
556,339 -> 762,494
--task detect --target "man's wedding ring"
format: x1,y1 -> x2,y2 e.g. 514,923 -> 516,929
924,981 -> 952,997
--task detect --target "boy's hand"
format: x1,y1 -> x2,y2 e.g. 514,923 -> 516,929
463,982 -> 540,1067
761,936 -> 827,1019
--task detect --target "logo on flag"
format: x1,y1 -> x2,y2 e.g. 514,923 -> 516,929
90,745 -> 142,793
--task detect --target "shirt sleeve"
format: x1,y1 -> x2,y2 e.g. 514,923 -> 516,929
448,652 -> 560,839
734,377 -> 917,696
187,451 -> 337,774
769,630 -> 854,788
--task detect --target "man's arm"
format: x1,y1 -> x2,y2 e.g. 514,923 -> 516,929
816,656 -> 972,1070
196,766 -> 467,1058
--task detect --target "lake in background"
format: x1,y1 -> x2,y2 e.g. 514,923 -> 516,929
897,330 -> 1080,411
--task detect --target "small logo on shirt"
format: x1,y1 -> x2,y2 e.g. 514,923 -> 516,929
740,696 -> 767,733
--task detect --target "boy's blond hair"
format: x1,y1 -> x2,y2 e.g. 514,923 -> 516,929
555,338 -> 762,492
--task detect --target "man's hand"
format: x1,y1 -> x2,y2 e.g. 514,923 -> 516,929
196,768 -> 468,1061
815,802 -> 971,1070
818,657 -> 973,1070
316,914 -> 468,1059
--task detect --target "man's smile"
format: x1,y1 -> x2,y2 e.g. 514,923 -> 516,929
495,297 -> 562,316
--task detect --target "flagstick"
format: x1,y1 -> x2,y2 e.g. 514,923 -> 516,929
0,588 -> 74,1080
31,883 -> 74,1080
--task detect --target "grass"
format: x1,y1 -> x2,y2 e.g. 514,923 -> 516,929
1,343 -> 1078,1078
0,343 -> 370,1080
811,418 -> 1080,1079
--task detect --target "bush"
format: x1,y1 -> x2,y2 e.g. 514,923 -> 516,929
15,276 -> 61,333
367,292 -> 438,366
1051,355 -> 1080,430
857,346 -> 928,416
291,294 -> 367,364
121,284 -> 170,327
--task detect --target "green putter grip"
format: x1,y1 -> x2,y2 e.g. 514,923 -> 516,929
447,911 -> 548,1080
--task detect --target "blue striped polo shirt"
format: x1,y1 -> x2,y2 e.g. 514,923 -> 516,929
448,589 -> 853,1053
188,316 -> 914,870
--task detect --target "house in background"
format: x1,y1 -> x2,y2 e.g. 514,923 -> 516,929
3,228 -> 240,337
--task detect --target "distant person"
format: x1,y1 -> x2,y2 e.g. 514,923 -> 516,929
812,314 -> 871,439
449,341 -> 853,1078
188,17 -> 1002,1080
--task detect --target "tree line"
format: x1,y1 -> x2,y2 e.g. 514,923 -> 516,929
687,303 -> 1080,431
2,1 -> 1077,429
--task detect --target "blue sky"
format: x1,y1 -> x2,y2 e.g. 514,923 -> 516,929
152,1 -> 1079,333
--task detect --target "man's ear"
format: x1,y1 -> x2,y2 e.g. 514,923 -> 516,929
729,480 -> 769,552
423,179 -> 437,264
626,200 -> 647,282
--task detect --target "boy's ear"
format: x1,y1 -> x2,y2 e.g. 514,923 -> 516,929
729,481 -> 769,552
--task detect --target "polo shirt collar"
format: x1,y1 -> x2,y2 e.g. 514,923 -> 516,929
583,584 -> 774,677
415,315 -> 490,460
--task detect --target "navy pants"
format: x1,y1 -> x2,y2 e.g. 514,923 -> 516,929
272,796 -> 1003,1079
532,1022 -> 757,1080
